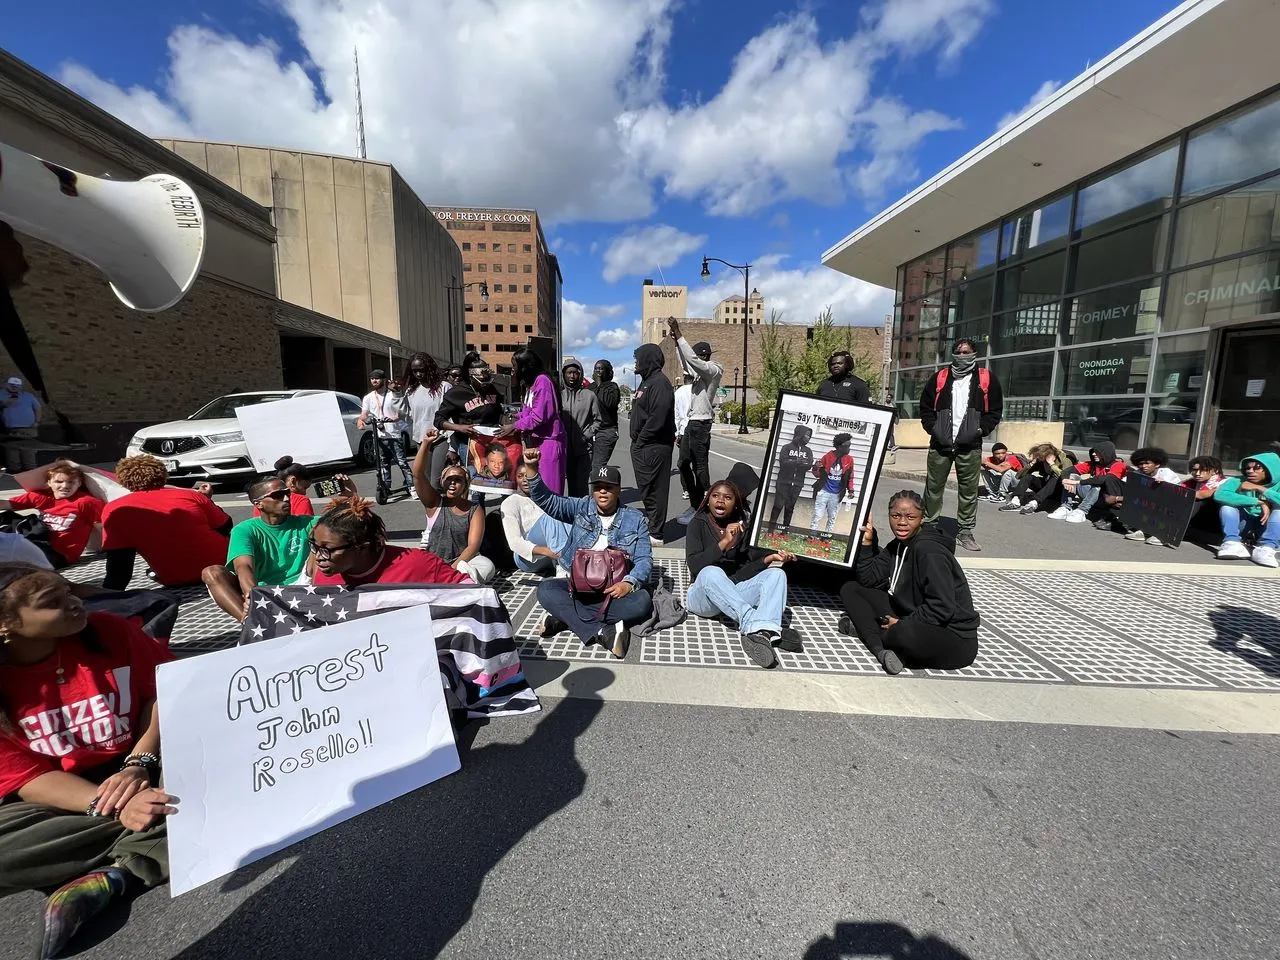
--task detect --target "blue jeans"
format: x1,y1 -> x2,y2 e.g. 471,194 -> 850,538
1065,484 -> 1101,514
687,566 -> 788,636
1219,505 -> 1280,549
513,515 -> 572,572
536,578 -> 653,643
811,490 -> 841,533
376,435 -> 413,487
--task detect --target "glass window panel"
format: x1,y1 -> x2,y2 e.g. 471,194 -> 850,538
1056,340 -> 1152,397
1170,170 -> 1280,267
989,352 -> 1053,397
1070,216 -> 1169,292
895,265 -> 905,304
1057,399 -> 1150,452
948,274 -> 994,325
1182,91 -> 1280,199
1145,333 -> 1209,459
947,227 -> 998,283
894,329 -> 941,369
902,258 -> 926,301
1162,251 -> 1280,331
921,247 -> 946,298
1075,144 -> 1177,239
997,249 -> 1066,311
1000,193 -> 1072,263
1063,280 -> 1160,345
1004,398 -> 1051,421
894,368 -> 933,419
942,318 -> 991,356
991,304 -> 1060,355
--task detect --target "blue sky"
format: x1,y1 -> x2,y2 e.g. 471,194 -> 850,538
5,0 -> 1179,380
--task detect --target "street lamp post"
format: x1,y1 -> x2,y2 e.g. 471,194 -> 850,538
701,256 -> 751,435
445,276 -> 489,360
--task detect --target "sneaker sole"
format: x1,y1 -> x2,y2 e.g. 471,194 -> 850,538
741,633 -> 778,668
882,651 -> 905,676
611,626 -> 631,659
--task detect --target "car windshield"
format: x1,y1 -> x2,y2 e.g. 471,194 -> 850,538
189,394 -> 295,420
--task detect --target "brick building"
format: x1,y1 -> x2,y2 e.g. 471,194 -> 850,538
712,290 -> 765,324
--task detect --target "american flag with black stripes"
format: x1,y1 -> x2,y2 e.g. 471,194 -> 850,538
239,583 -> 540,718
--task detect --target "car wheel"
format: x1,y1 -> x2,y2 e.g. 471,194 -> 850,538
358,432 -> 378,467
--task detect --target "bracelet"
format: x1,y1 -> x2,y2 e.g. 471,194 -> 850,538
86,797 -> 101,816
123,753 -> 160,776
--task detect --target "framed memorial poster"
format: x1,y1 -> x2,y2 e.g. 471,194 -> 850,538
749,390 -> 895,569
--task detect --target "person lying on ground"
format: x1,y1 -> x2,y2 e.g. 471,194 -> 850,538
685,479 -> 802,669
308,495 -> 471,587
100,456 -> 232,590
1000,443 -> 1072,515
1181,456 -> 1227,544
1120,447 -> 1183,545
1213,451 -> 1280,567
501,461 -> 571,577
0,460 -> 104,568
0,564 -> 177,959
413,433 -> 495,583
979,443 -> 1023,502
838,490 -> 980,676
202,476 -> 317,621
525,450 -> 653,659
1048,442 -> 1125,525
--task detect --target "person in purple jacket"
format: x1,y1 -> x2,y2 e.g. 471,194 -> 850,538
502,347 -> 567,494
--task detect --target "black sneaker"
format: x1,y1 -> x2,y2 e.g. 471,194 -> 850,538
538,615 -> 567,638
774,627 -> 804,653
740,631 -> 778,668
879,650 -> 905,676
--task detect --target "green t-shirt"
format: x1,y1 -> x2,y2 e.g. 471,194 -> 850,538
227,515 -> 317,586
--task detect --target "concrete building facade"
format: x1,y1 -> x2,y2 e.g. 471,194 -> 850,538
712,290 -> 765,325
641,280 -> 688,325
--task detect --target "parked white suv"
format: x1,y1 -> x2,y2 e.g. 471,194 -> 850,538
126,390 -> 377,482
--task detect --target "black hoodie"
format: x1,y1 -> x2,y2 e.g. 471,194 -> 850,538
685,501 -> 770,583
854,525 -> 979,642
631,343 -> 676,445
1076,441 -> 1126,487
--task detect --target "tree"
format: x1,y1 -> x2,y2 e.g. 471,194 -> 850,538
757,310 -> 796,406
756,307 -> 883,403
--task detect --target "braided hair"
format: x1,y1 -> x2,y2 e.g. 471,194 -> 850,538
316,495 -> 386,548
886,489 -> 925,514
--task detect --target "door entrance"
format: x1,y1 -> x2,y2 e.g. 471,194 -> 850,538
1210,324 -> 1280,464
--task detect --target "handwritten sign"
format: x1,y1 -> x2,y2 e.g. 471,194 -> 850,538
1118,470 -> 1196,548
156,604 -> 460,896
236,392 -> 354,472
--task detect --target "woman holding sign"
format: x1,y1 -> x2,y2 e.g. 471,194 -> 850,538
0,563 -> 176,958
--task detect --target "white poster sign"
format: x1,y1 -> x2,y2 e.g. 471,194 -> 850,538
236,393 -> 353,472
157,605 -> 460,896
1246,378 -> 1266,398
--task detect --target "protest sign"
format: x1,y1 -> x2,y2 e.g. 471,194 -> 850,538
1118,469 -> 1196,547
157,604 -> 460,896
236,392 -> 353,471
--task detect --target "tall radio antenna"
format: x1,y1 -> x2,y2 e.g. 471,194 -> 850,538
354,47 -> 367,160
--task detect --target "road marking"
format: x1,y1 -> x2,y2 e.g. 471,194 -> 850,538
526,660 -> 1280,734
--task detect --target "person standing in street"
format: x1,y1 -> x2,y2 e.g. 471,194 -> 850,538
668,318 -> 722,524
919,338 -> 1004,552
357,368 -> 415,498
2,375 -> 40,438
674,373 -> 693,502
400,352 -> 448,451
560,356 -> 601,496
590,360 -> 621,473
817,351 -> 871,404
631,343 -> 676,545
504,347 -> 567,494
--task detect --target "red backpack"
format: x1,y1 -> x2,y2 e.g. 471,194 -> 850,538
935,367 -> 991,412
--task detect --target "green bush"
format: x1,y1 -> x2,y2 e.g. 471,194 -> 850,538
723,400 -> 772,428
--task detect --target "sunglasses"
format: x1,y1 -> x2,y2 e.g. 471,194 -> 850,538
253,489 -> 289,503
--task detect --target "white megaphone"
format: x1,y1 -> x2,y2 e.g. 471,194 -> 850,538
0,139 -> 205,312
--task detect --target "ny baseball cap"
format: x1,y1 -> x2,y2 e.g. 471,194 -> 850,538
693,341 -> 712,360
590,464 -> 622,488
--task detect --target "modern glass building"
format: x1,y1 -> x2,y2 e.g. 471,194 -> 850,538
823,0 -> 1280,465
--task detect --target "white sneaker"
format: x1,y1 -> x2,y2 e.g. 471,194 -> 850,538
1217,541 -> 1251,560
1145,535 -> 1166,547
650,536 -> 663,547
1063,509 -> 1088,523
681,491 -> 689,500
408,488 -> 419,501
1047,505 -> 1070,520
1251,545 -> 1279,569
1124,529 -> 1146,541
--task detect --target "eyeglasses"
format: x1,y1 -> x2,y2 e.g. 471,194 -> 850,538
443,474 -> 467,485
307,539 -> 354,560
253,489 -> 289,504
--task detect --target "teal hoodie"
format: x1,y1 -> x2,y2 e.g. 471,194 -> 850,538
1213,451 -> 1280,517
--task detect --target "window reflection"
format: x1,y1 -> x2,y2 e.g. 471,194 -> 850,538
1056,399 -> 1156,451
991,306 -> 1059,355
1001,194 -> 1072,263
1071,216 -> 1169,291
1075,145 -> 1177,240
1182,91 -> 1280,199
1171,171 -> 1280,267
1056,341 -> 1152,397
998,250 -> 1066,310
1063,280 -> 1160,345
1145,332 -> 1208,458
1162,251 -> 1280,331
989,352 -> 1053,397
947,228 -> 998,283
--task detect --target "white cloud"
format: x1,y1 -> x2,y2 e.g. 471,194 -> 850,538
689,255 -> 893,328
997,79 -> 1063,130
562,299 -> 633,350
601,224 -> 706,283
596,326 -> 637,350
60,0 -> 994,222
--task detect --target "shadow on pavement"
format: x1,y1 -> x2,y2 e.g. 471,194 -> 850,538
804,921 -> 974,959
1208,605 -> 1280,677
171,665 -> 613,960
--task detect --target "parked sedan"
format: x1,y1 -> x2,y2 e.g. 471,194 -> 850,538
126,390 -> 377,482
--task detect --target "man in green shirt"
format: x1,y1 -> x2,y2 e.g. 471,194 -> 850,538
201,477 -> 317,621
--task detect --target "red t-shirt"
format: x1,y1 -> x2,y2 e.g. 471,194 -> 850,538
311,545 -> 471,588
252,492 -> 314,520
9,491 -> 104,563
0,612 -> 173,798
101,488 -> 231,586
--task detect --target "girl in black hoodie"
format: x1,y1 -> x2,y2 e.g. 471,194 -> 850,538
838,490 -> 980,675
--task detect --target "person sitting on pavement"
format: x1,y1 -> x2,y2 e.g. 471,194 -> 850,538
413,433 -> 496,583
202,476 -> 317,622
685,479 -> 802,669
308,495 -> 471,587
502,461 -> 571,577
999,443 -> 1071,515
1048,442 -> 1126,524
472,441 -> 516,490
358,368 -> 416,499
979,443 -> 1023,502
526,451 -> 653,659
0,460 -> 104,568
669,318 -> 722,525
1120,447 -> 1182,546
810,432 -> 855,540
1181,456 -> 1228,545
0,563 -> 177,959
1213,451 -> 1280,567
838,490 -> 980,676
100,456 -> 232,590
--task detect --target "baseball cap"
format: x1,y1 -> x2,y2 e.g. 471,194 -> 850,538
562,356 -> 583,373
369,368 -> 387,379
5,377 -> 21,387
590,464 -> 622,488
693,341 -> 712,360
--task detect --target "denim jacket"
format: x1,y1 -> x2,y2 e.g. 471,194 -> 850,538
527,474 -> 653,586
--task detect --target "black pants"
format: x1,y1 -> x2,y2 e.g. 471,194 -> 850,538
591,428 -> 619,473
678,420 -> 712,508
839,581 -> 977,670
1010,473 -> 1049,506
769,480 -> 804,528
632,442 -> 674,540
566,446 -> 592,497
